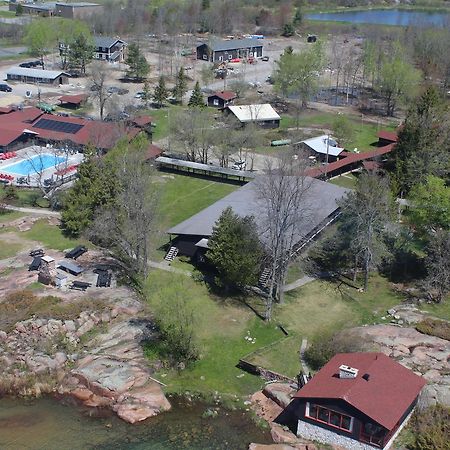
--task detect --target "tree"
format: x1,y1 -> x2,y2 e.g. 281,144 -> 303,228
376,42 -> 421,116
15,3 -> 23,16
338,172 -> 394,291
141,79 -> 152,108
255,155 -> 313,320
293,8 -> 303,26
125,43 -> 150,81
68,34 -> 94,75
273,43 -> 325,127
188,81 -> 205,108
89,135 -> 159,277
408,176 -> 450,235
172,67 -> 188,104
90,61 -> 114,120
24,19 -> 57,69
153,75 -> 168,108
200,63 -> 214,86
389,87 -> 450,196
423,230 -> 450,303
61,147 -> 119,236
207,207 -> 263,290
281,23 -> 294,37
410,405 -> 450,450
332,115 -> 354,148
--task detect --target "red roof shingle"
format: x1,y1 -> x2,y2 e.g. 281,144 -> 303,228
377,130 -> 398,143
211,90 -> 237,101
295,353 -> 426,430
59,94 -> 88,105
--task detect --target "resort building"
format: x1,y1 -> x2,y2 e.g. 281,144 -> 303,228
281,353 -> 426,449
196,38 -> 263,63
225,104 -> 280,128
94,37 -> 127,63
6,67 -> 70,85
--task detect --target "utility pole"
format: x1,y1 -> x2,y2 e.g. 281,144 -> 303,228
325,134 -> 330,178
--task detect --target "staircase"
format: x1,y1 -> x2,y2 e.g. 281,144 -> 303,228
164,246 -> 179,262
258,267 -> 271,288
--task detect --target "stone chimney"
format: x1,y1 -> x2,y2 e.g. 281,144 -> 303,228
339,364 -> 359,379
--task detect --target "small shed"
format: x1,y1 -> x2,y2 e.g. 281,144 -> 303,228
207,91 -> 237,108
58,94 -> 88,109
55,272 -> 68,288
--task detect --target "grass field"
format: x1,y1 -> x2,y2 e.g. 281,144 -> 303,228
0,210 -> 25,224
280,112 -> 397,152
2,188 -> 49,208
0,242 -> 23,259
23,219 -> 88,251
144,269 -> 405,394
329,173 -> 358,189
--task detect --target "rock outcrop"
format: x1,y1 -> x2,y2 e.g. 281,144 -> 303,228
59,319 -> 171,423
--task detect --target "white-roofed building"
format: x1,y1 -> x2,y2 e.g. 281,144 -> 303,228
6,67 -> 69,85
225,104 -> 280,128
297,135 -> 344,162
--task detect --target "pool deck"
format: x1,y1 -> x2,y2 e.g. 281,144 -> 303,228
0,146 -> 83,188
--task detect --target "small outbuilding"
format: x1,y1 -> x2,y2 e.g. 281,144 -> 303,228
6,67 -> 70,85
58,94 -> 88,109
297,135 -> 344,162
207,91 -> 237,108
280,352 -> 426,449
225,104 -> 280,128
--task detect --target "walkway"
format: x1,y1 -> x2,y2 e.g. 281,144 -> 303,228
299,338 -> 312,375
283,275 -> 315,292
147,259 -> 192,276
3,204 -> 61,217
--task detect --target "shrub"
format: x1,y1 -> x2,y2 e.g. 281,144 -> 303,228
416,318 -> 450,341
304,331 -> 362,371
409,405 -> 450,450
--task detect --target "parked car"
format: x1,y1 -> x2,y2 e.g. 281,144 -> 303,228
261,56 -> 269,61
134,91 -> 145,99
231,160 -> 246,170
0,84 -> 12,92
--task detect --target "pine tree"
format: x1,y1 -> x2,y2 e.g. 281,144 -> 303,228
68,34 -> 94,75
293,8 -> 303,26
188,81 -> 205,108
141,79 -> 152,108
126,43 -> 150,81
153,76 -> 168,108
172,67 -> 188,104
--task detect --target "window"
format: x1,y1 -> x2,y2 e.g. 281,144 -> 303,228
306,402 -> 353,433
360,422 -> 386,447
213,99 -> 219,105
228,54 -> 232,60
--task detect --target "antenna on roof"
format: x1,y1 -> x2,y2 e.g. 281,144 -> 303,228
362,373 -> 370,381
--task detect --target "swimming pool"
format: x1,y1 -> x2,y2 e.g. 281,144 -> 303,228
2,154 -> 67,176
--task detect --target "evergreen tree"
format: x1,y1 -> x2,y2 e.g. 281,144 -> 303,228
293,8 -> 303,26
153,75 -> 168,108
125,43 -> 150,81
141,79 -> 152,108
282,23 -> 295,37
68,34 -> 94,75
15,3 -> 23,15
207,207 -> 263,291
188,81 -> 205,108
172,67 -> 188,104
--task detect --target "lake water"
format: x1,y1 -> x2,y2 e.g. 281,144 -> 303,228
0,396 -> 271,450
306,9 -> 450,27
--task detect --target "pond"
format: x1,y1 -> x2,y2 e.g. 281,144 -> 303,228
0,396 -> 271,450
305,9 -> 450,27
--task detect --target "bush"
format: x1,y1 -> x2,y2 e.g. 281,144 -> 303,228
409,405 -> 450,450
416,318 -> 450,341
304,331 -> 362,371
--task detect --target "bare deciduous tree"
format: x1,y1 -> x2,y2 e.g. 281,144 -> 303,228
256,154 -> 313,320
90,61 -> 114,120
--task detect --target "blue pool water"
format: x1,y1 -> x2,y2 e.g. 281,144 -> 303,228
3,154 -> 66,176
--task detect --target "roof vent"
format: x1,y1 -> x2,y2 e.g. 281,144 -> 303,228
362,373 -> 370,381
339,364 -> 359,379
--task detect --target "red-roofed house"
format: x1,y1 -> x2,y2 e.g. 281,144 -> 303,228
283,353 -> 426,449
58,94 -> 88,108
207,90 -> 237,108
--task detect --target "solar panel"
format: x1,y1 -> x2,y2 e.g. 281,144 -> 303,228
34,118 -> 83,134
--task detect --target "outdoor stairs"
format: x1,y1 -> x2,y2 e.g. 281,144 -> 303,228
258,267 -> 271,288
164,246 -> 179,262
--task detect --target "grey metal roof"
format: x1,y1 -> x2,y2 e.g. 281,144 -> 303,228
202,38 -> 263,52
57,260 -> 83,274
167,177 -> 349,245
56,2 -> 100,6
156,157 -> 256,179
6,67 -> 69,79
94,36 -> 126,49
25,3 -> 56,11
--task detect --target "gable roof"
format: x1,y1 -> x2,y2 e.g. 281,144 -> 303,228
227,104 -> 280,122
295,352 -> 426,430
59,94 -> 88,104
205,38 -> 263,52
94,36 -> 126,49
301,135 -> 344,157
378,130 -> 398,142
210,90 -> 237,101
7,67 -> 69,80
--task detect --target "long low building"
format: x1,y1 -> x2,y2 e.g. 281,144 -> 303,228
167,177 -> 348,258
6,67 -> 70,85
226,104 -> 281,128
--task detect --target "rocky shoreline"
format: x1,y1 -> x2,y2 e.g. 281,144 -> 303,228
0,298 -> 171,423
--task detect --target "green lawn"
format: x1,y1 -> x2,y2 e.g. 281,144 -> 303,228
23,219 -> 88,251
0,210 -> 25,224
0,242 -> 23,259
329,173 -> 358,189
280,112 -> 397,152
158,174 -> 238,228
2,188 -> 49,208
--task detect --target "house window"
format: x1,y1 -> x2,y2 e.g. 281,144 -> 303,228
360,422 -> 386,448
213,99 -> 219,105
228,54 -> 232,60
306,402 -> 353,433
